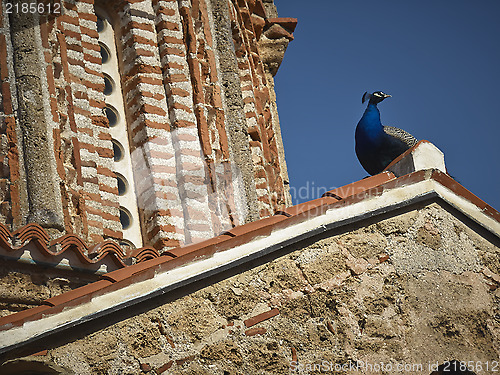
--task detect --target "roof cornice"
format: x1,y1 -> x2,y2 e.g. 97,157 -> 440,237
1,166 -> 499,357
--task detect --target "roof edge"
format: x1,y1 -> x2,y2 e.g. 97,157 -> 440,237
1,168 -> 499,356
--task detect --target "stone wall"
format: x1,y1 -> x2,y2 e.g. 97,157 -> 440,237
0,260 -> 97,318
22,202 -> 499,374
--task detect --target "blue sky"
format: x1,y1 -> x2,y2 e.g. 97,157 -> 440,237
273,0 -> 500,211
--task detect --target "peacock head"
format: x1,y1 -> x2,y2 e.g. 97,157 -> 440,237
362,91 -> 391,105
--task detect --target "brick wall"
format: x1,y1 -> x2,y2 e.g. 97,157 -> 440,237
0,0 -> 291,255
228,0 -> 287,218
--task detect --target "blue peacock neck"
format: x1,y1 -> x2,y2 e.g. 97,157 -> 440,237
357,103 -> 384,142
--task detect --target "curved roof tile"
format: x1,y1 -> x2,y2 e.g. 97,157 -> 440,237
0,223 -> 161,273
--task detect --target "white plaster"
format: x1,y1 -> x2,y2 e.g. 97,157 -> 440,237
413,142 -> 446,172
388,141 -> 446,177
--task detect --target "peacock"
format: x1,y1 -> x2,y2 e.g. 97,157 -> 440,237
355,91 -> 418,175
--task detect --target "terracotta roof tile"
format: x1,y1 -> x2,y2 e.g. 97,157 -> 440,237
0,305 -> 53,331
0,223 -> 161,273
13,224 -> 50,251
165,234 -> 233,258
42,279 -> 114,308
131,247 -> 162,262
277,196 -> 340,217
323,171 -> 395,200
220,214 -> 289,247
430,170 -> 500,223
100,255 -> 174,283
223,215 -> 288,236
2,165 -> 499,337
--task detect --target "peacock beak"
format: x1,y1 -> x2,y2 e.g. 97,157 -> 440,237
384,94 -> 392,98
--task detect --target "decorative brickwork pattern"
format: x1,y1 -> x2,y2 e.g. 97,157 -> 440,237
0,0 -> 293,257
228,1 -> 288,217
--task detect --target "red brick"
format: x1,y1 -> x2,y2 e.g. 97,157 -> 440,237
123,34 -> 156,50
161,35 -> 184,45
152,238 -> 181,251
73,91 -> 88,100
71,138 -> 83,185
245,327 -> 266,336
124,75 -> 163,92
159,46 -> 185,59
133,48 -> 155,58
122,21 -> 155,35
141,91 -> 165,101
60,14 -> 80,27
96,147 -> 113,158
149,150 -> 174,160
62,28 -> 81,40
147,224 -> 178,241
84,66 -> 102,77
79,143 -> 96,153
97,166 -> 116,178
83,53 -> 101,65
131,119 -> 170,138
151,164 -> 176,174
99,183 -> 118,194
244,308 -> 279,327
0,35 -> 9,81
82,176 -> 99,185
1,82 -> 13,114
80,13 -> 98,22
156,361 -> 173,374
175,133 -> 197,142
171,102 -> 192,113
168,74 -> 189,83
89,99 -> 104,109
152,191 -> 178,201
163,61 -> 185,71
81,41 -> 100,52
86,207 -> 120,222
173,120 -> 196,128
142,103 -> 167,116
80,27 -> 98,39
98,132 -> 112,141
157,7 -> 176,17
157,20 -> 179,31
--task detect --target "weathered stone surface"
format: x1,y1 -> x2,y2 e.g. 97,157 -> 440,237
0,262 -> 93,317
165,297 -> 225,341
27,202 -> 499,374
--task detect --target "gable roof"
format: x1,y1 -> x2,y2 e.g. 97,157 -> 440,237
0,141 -> 499,358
